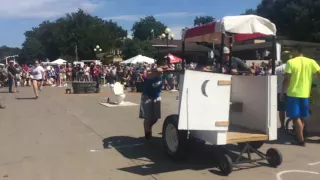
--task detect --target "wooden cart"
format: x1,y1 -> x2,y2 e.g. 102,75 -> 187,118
162,15 -> 282,175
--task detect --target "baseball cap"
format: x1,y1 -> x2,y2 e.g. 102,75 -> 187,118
223,47 -> 230,54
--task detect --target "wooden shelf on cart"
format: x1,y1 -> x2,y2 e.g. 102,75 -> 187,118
227,124 -> 268,144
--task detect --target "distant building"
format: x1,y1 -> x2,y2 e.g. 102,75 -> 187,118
150,39 -> 213,63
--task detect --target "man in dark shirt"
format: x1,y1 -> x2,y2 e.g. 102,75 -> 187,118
222,47 -> 248,74
7,61 -> 17,93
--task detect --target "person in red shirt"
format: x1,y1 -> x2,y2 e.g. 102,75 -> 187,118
92,62 -> 100,90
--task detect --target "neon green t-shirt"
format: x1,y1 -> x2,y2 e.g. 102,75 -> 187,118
285,56 -> 320,98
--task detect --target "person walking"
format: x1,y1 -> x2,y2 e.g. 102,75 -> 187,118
30,60 -> 45,99
139,67 -> 164,140
7,60 -> 17,93
281,45 -> 320,146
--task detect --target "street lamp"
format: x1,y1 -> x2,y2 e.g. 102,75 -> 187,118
94,45 -> 102,59
161,28 -> 174,47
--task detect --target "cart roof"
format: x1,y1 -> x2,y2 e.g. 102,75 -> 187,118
182,15 -> 276,44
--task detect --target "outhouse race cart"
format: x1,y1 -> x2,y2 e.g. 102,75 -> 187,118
162,15 -> 282,175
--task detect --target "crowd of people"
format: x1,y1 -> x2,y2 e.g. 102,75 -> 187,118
1,45 -> 320,146
0,47 -> 284,96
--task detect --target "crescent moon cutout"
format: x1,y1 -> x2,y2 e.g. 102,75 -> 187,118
201,80 -> 209,97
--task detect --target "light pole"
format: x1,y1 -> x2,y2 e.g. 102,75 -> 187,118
161,28 -> 174,48
161,28 -> 177,91
94,45 -> 102,60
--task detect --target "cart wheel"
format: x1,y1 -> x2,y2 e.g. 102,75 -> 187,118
163,114 -> 189,160
266,148 -> 282,167
238,141 -> 264,150
219,154 -> 233,176
285,118 -> 296,136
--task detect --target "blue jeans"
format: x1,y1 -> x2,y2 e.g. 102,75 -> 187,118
94,76 -> 100,89
8,78 -> 13,92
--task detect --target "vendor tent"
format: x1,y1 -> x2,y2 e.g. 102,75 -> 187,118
51,58 -> 67,65
165,54 -> 182,64
120,55 -> 155,64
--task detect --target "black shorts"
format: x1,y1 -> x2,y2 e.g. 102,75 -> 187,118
32,79 -> 43,82
277,93 -> 287,111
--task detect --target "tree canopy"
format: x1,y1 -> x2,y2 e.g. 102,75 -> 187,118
193,16 -> 215,26
131,16 -> 167,41
244,0 -> 320,42
0,46 -> 21,58
19,9 -> 127,64
121,38 -> 156,60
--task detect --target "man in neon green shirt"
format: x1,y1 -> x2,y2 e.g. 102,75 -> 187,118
281,45 -> 320,146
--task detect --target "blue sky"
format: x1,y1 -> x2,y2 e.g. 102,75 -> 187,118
0,0 -> 261,47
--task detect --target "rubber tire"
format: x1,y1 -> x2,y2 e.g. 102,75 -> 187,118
266,148 -> 283,167
162,114 -> 189,160
238,141 -> 264,150
219,154 -> 233,176
285,118 -> 296,136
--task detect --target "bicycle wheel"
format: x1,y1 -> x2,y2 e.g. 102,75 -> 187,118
285,118 -> 296,136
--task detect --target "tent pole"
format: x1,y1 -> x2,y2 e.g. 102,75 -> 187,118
219,33 -> 226,73
271,36 -> 276,75
181,40 -> 185,74
228,35 -> 233,74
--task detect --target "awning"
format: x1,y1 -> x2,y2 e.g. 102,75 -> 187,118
182,15 -> 276,44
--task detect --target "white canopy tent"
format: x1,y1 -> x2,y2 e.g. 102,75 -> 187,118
51,58 -> 67,65
120,55 -> 155,64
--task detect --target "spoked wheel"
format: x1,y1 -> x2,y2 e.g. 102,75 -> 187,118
219,154 -> 233,176
266,148 -> 283,167
163,114 -> 188,160
285,118 -> 296,136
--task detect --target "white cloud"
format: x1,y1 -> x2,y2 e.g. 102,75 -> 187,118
0,0 -> 101,19
168,26 -> 186,40
104,12 -> 204,21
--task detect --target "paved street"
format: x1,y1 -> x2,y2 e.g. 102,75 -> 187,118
0,86 -> 320,180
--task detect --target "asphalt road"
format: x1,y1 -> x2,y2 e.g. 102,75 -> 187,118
0,86 -> 320,180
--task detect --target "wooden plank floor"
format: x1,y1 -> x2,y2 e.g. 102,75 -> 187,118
227,124 -> 268,144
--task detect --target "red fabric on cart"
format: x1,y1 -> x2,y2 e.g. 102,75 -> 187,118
234,33 -> 266,42
184,22 -> 216,38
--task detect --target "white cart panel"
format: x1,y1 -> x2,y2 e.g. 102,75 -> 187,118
178,70 -> 232,131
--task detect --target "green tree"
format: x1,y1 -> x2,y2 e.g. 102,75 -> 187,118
245,0 -> 320,42
20,9 -> 127,63
242,8 -> 256,15
19,39 -> 45,64
0,46 -> 21,58
121,38 -> 156,60
193,16 -> 215,26
131,16 -> 166,41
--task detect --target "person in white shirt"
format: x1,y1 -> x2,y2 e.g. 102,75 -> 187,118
30,60 -> 45,99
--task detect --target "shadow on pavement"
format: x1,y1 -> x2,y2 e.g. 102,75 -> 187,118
0,91 -> 11,93
265,130 -> 320,145
102,136 -> 266,176
15,97 -> 35,100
